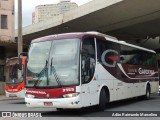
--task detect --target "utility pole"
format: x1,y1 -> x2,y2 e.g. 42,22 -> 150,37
18,0 -> 22,79
18,0 -> 22,55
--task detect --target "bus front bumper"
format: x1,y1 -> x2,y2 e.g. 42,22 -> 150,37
25,96 -> 82,109
5,90 -> 25,98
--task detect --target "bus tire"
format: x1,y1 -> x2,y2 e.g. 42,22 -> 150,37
144,85 -> 150,100
56,108 -> 63,111
98,88 -> 108,111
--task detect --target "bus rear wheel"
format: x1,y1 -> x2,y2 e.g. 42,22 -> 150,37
144,85 -> 150,100
98,89 -> 108,111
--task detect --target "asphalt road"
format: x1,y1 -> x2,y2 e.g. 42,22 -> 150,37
0,94 -> 160,120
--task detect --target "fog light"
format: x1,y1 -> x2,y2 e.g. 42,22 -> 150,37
26,94 -> 35,99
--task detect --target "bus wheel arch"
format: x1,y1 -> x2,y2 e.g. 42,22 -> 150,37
98,85 -> 110,111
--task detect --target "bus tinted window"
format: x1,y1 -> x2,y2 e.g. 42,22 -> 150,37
81,37 -> 95,84
96,39 -> 120,64
120,45 -> 157,67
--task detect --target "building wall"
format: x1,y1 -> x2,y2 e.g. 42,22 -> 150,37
32,0 -> 78,24
0,0 -> 15,94
0,0 -> 14,42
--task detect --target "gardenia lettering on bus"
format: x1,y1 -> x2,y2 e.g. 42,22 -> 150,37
27,90 -> 46,95
138,68 -> 154,75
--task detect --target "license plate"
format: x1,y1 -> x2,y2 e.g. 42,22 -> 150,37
44,102 -> 53,106
9,94 -> 17,97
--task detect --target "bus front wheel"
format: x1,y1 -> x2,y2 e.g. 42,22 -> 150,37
56,108 -> 63,111
98,89 -> 108,111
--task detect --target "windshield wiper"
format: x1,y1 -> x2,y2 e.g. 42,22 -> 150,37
50,57 -> 62,87
33,60 -> 48,87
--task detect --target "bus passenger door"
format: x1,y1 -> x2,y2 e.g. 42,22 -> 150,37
81,37 -> 97,107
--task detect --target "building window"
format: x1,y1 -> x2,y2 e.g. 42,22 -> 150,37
1,15 -> 8,29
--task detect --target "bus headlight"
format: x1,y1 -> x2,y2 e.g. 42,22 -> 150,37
26,94 -> 35,98
63,93 -> 79,98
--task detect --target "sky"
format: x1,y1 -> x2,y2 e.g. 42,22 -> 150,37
14,0 -> 92,28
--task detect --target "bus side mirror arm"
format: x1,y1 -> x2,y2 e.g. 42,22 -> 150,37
18,58 -> 22,70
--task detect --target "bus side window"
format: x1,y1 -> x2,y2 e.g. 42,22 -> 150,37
120,45 -> 157,67
81,37 -> 95,84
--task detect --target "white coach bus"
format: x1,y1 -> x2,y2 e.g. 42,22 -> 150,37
23,32 -> 159,111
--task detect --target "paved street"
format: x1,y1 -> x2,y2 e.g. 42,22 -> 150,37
0,94 -> 160,120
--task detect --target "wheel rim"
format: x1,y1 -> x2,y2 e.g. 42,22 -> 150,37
147,89 -> 150,98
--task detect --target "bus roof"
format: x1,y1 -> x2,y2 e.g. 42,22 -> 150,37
31,32 -> 155,54
31,32 -> 85,43
104,36 -> 156,54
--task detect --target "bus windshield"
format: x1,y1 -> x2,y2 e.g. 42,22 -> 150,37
26,38 -> 80,88
6,57 -> 23,84
7,64 -> 23,84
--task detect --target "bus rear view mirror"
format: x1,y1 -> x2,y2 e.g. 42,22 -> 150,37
120,56 -> 124,61
19,52 -> 28,56
18,52 -> 28,70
